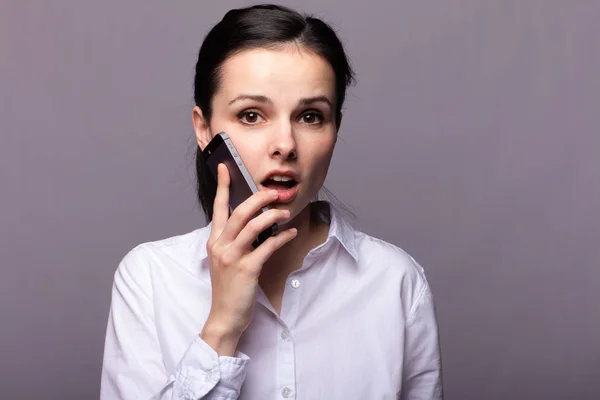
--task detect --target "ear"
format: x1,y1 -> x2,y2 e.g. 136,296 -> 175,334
192,106 -> 211,151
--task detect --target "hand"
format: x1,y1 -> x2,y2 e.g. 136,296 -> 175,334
200,163 -> 298,355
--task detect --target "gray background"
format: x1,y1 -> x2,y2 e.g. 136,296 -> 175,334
1,1 -> 599,399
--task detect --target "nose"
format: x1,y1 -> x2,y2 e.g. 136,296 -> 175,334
269,122 -> 297,161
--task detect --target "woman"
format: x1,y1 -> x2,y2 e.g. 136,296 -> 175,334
101,4 -> 442,399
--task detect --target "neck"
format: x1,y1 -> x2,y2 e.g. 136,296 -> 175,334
261,202 -> 329,279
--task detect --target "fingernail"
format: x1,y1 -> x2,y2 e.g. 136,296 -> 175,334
269,190 -> 279,196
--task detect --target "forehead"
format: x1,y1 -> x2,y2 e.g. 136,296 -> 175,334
216,46 -> 336,102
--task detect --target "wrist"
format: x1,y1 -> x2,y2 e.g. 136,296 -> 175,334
200,319 -> 242,357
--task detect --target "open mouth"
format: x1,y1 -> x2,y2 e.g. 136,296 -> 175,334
260,176 -> 299,202
261,177 -> 298,190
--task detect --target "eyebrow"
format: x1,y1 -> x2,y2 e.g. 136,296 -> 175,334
299,95 -> 333,108
228,95 -> 271,105
228,94 -> 333,108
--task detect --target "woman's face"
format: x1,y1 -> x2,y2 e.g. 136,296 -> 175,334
194,45 -> 338,220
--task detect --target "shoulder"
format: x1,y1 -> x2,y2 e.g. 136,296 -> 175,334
352,229 -> 432,316
354,229 -> 426,278
114,225 -> 211,284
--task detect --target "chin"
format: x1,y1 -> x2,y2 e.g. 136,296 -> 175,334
273,198 -> 309,223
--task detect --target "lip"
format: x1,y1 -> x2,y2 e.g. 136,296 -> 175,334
258,169 -> 301,203
259,182 -> 299,203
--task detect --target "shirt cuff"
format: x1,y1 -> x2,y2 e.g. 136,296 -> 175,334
174,335 -> 250,399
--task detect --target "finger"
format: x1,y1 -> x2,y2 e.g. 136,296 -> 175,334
218,189 -> 279,243
210,163 -> 230,239
245,228 -> 298,270
235,208 -> 290,249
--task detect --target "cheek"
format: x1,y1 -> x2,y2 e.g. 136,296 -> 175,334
231,140 -> 265,172
305,141 -> 335,181
209,118 -> 259,153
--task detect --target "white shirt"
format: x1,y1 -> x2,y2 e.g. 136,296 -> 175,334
100,202 -> 443,399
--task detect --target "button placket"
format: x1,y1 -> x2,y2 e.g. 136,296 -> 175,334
277,322 -> 296,399
281,272 -> 303,334
276,273 -> 303,399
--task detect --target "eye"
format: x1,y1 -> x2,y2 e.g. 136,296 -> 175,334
237,110 -> 264,125
299,111 -> 324,125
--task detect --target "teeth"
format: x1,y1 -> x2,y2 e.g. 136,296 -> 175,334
271,175 -> 293,182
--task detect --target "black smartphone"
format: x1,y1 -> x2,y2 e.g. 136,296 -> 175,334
203,132 -> 279,247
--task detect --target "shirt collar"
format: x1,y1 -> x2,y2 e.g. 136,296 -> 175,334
326,202 -> 359,261
193,201 -> 358,262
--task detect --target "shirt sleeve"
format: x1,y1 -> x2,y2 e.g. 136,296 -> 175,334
100,248 -> 250,399
401,282 -> 444,400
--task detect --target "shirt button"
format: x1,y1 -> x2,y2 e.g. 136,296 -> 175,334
291,279 -> 300,288
280,330 -> 290,341
281,387 -> 292,398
